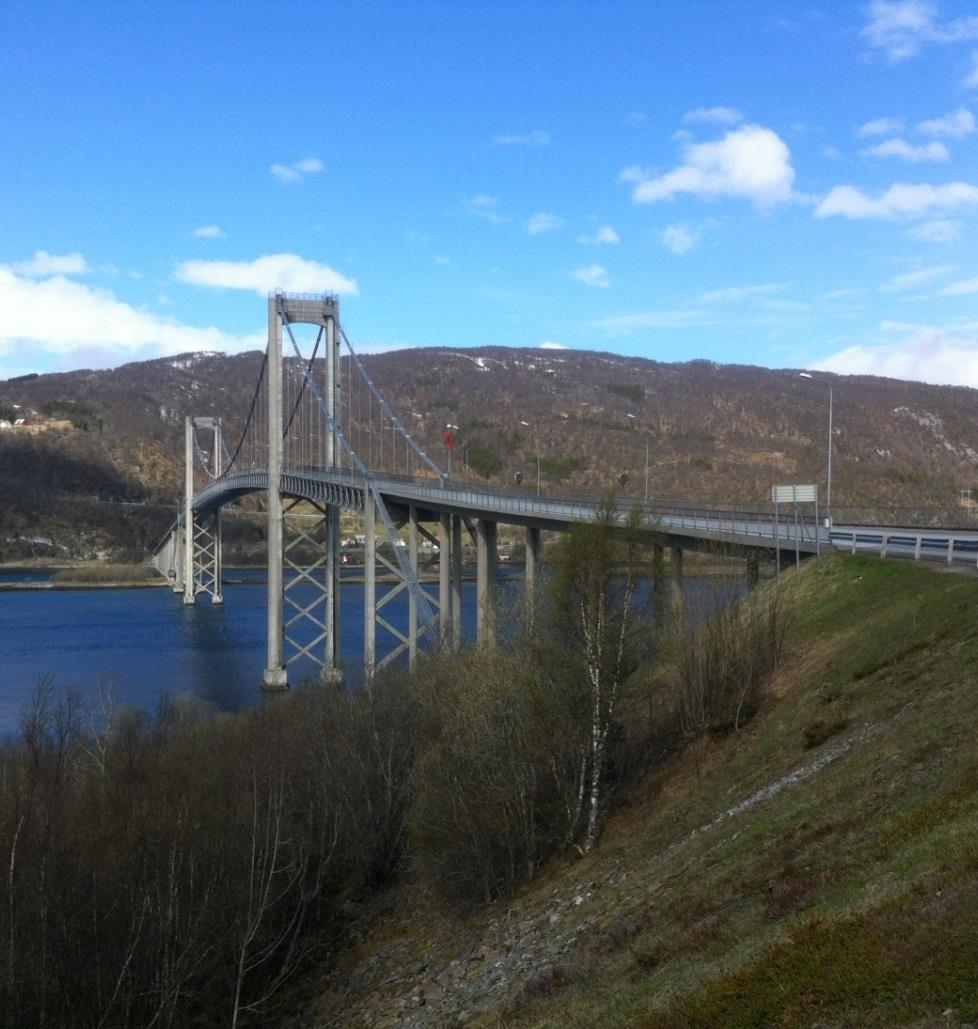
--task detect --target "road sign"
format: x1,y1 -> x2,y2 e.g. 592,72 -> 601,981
772,484 -> 817,504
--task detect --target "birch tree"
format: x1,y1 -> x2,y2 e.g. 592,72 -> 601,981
546,503 -> 652,852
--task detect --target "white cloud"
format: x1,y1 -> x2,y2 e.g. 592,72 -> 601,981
660,224 -> 696,255
577,225 -> 620,244
493,129 -> 551,146
526,212 -> 564,235
590,309 -> 708,334
695,283 -> 785,304
569,264 -> 610,288
0,265 -> 263,372
917,106 -> 976,138
434,254 -> 451,266
174,253 -> 359,296
879,265 -> 953,292
966,51 -> 978,87
540,341 -> 568,349
862,138 -> 950,161
861,0 -> 978,62
625,124 -> 796,209
856,116 -> 905,137
464,194 -> 504,223
625,111 -> 648,126
816,326 -> 978,386
907,218 -> 960,242
270,157 -> 324,184
939,275 -> 978,295
815,181 -> 978,219
683,106 -> 743,125
13,250 -> 90,277
193,225 -> 225,239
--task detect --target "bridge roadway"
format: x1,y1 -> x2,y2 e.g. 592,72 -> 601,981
191,465 -> 978,567
191,465 -> 823,559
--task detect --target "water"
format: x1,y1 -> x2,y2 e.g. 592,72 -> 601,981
0,568 -> 498,734
0,568 -> 741,736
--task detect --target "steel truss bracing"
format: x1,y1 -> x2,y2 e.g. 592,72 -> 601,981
282,499 -> 341,681
363,503 -> 443,676
187,509 -> 223,605
155,291 -> 460,691
178,415 -> 225,606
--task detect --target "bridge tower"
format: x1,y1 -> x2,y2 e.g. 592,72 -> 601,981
181,416 -> 224,606
263,294 -> 344,690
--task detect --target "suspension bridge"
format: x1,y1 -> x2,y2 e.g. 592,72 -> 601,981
153,293 -> 978,689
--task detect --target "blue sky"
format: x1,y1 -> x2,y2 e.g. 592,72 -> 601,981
2,0 -> 978,385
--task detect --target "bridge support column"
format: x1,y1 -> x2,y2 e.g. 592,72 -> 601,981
451,516 -> 462,650
524,525 -> 541,624
670,545 -> 684,614
322,505 -> 342,684
746,552 -> 759,590
439,512 -> 451,647
438,513 -> 463,652
408,506 -> 419,671
183,417 -> 195,605
477,518 -> 497,646
171,526 -> 185,593
263,297 -> 287,691
364,493 -> 376,678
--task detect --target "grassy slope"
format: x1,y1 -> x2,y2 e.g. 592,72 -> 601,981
318,555 -> 978,1027
512,555 -> 978,1027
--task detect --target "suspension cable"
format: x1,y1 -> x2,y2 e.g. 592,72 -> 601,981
339,328 -> 445,480
279,312 -> 438,638
222,349 -> 269,474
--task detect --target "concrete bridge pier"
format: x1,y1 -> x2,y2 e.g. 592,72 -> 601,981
263,298 -> 288,691
477,518 -> 498,646
364,493 -> 376,678
168,527 -> 184,594
182,417 -> 196,605
408,506 -> 419,671
321,504 -> 343,685
451,516 -> 462,649
439,512 -> 452,648
438,512 -> 463,652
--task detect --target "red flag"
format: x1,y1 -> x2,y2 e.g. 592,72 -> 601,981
444,430 -> 453,450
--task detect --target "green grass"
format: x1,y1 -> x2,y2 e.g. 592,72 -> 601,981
50,563 -> 161,583
507,556 -> 978,1027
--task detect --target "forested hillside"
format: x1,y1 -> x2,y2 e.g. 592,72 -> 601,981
4,346 -> 978,559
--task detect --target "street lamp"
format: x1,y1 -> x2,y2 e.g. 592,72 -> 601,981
445,423 -> 459,480
521,419 -> 541,496
799,373 -> 833,528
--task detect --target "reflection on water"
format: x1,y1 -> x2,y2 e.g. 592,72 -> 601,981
0,569 -> 742,734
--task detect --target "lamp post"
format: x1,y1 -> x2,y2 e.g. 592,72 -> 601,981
445,423 -> 458,480
521,419 -> 541,496
799,373 -> 833,528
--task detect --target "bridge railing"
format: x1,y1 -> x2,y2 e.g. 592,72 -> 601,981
293,468 -> 822,546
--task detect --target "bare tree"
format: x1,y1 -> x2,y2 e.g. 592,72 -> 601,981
546,503 -> 653,852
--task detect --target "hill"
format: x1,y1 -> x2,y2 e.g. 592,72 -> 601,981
292,555 -> 978,1027
4,346 -> 978,557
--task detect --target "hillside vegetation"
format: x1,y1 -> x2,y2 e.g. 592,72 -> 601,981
302,556 -> 978,1027
5,347 -> 978,558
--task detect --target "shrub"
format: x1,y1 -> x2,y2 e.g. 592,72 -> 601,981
669,581 -> 789,737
